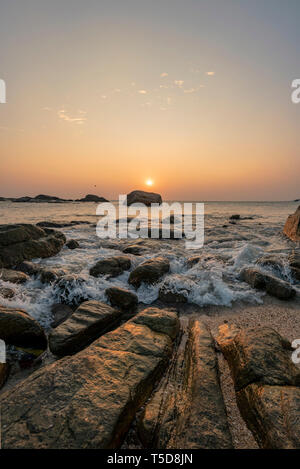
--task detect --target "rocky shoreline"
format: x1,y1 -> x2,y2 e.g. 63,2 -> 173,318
0,207 -> 299,449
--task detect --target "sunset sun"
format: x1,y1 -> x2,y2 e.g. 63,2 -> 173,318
145,178 -> 154,187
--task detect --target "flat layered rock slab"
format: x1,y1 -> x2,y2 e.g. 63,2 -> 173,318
217,324 -> 300,449
49,300 -> 122,356
139,320 -> 233,449
1,307 -> 179,449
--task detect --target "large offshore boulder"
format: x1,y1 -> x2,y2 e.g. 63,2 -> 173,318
126,190 -> 162,206
0,305 -> 47,351
217,324 -> 300,449
1,307 -> 179,449
0,224 -> 66,268
49,300 -> 121,356
139,320 -> 232,449
283,205 -> 300,241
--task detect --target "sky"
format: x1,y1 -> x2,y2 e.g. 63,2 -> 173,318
0,0 -> 299,201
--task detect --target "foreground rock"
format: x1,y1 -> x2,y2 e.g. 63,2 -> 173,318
218,325 -> 300,449
105,287 -> 138,313
0,363 -> 9,390
139,320 -> 232,449
66,239 -> 80,250
0,224 -> 65,268
240,267 -> 296,299
0,306 -> 47,351
90,256 -> 131,278
0,269 -> 29,284
49,300 -> 121,356
289,251 -> 300,281
0,287 -> 15,299
283,205 -> 300,241
1,307 -> 179,448
126,190 -> 162,206
158,278 -> 188,304
50,303 -> 73,328
129,257 -> 170,288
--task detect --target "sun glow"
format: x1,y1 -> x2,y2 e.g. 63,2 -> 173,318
145,178 -> 154,187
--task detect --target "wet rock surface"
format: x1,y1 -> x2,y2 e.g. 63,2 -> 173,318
66,239 -> 80,250
105,287 -> 138,313
129,257 -> 170,288
0,269 -> 30,284
0,224 -> 66,268
49,300 -> 122,356
217,324 -> 300,449
90,256 -> 131,278
0,305 -> 47,351
50,303 -> 74,328
0,287 -> 15,299
283,205 -> 300,242
240,267 -> 296,299
1,307 -> 179,449
139,320 -> 232,449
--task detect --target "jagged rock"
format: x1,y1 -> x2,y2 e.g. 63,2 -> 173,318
14,261 -> 42,276
126,190 -> 162,206
240,267 -> 296,299
1,307 -> 179,449
89,256 -> 131,278
50,303 -> 73,328
217,324 -> 300,449
158,280 -> 188,304
0,363 -> 9,390
0,224 -> 66,268
66,239 -> 80,250
129,257 -> 170,288
283,205 -> 300,241
49,300 -> 121,356
0,287 -> 15,299
0,305 -> 47,351
0,269 -> 30,284
105,287 -> 138,313
54,274 -> 87,306
139,320 -> 232,449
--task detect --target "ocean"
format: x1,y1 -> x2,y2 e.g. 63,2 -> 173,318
0,200 -> 299,327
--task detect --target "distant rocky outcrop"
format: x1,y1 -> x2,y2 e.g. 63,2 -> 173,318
217,324 -> 300,449
76,194 -> 108,203
126,190 -> 162,206
0,224 -> 66,268
283,205 -> 300,241
1,307 -> 179,449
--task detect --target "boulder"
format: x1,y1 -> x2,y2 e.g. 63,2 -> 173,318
230,214 -> 241,220
0,287 -> 15,299
50,303 -> 74,328
0,224 -> 66,268
158,280 -> 188,304
89,256 -> 131,278
186,255 -> 201,268
1,307 -> 179,449
0,269 -> 30,284
240,267 -> 296,300
283,205 -> 300,241
49,300 -> 122,356
105,287 -> 138,312
217,324 -> 300,449
0,305 -> 47,351
122,245 -> 146,256
128,257 -> 170,288
139,320 -> 232,449
66,239 -> 80,250
126,190 -> 162,206
40,267 -> 66,284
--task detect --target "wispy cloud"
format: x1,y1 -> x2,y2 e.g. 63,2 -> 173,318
206,71 -> 215,76
174,80 -> 184,87
58,109 -> 87,124
160,72 -> 168,78
138,90 -> 147,94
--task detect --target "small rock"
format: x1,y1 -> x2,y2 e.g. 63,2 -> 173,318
0,269 -> 30,284
50,303 -> 73,328
128,257 -> 170,288
66,240 -> 80,250
15,261 -> 42,276
0,287 -> 15,299
40,267 -> 66,284
90,256 -> 131,278
105,287 -> 138,312
54,274 -> 87,306
240,267 -> 296,300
